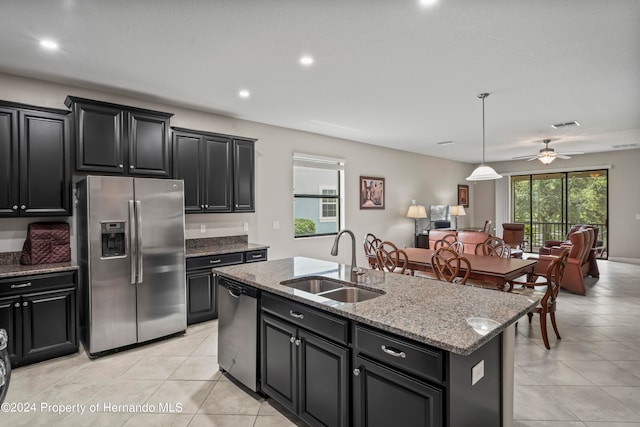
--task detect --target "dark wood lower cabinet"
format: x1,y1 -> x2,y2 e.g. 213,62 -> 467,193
186,270 -> 217,324
261,313 -> 350,427
0,271 -> 78,368
353,356 -> 443,427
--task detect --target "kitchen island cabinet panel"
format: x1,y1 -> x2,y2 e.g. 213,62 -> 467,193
261,313 -> 297,412
353,355 -> 442,427
186,270 -> 217,324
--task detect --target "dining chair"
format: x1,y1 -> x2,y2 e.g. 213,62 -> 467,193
375,241 -> 411,275
475,236 -> 511,258
430,246 -> 471,285
364,233 -> 382,269
433,234 -> 463,253
512,248 -> 569,349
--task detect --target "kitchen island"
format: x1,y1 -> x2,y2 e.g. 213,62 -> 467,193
214,257 -> 537,427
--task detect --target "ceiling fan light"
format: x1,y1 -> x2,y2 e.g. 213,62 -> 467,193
539,154 -> 555,165
466,164 -> 503,181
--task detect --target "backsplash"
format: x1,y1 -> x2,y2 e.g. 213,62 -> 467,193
0,251 -> 21,265
186,235 -> 248,250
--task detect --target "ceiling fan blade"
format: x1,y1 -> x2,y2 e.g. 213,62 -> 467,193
511,155 -> 537,160
556,151 -> 584,156
526,157 -> 539,162
556,154 -> 572,159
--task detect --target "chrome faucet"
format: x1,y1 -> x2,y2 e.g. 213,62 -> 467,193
331,229 -> 364,282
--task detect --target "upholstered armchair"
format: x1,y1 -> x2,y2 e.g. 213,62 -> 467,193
428,230 -> 457,249
539,224 -> 600,279
534,227 -> 597,295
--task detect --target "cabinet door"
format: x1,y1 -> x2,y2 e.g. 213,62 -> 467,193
298,330 -> 349,427
186,271 -> 217,324
74,102 -> 125,173
233,139 -> 255,212
0,295 -> 21,362
129,111 -> 171,177
261,313 -> 298,413
21,288 -> 77,364
173,132 -> 204,213
19,110 -> 71,216
0,107 -> 19,216
203,136 -> 232,212
353,356 -> 443,427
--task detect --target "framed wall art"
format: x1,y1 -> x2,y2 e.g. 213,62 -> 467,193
360,176 -> 385,209
458,184 -> 469,208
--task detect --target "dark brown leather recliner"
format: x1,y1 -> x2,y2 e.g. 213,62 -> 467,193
539,224 -> 599,279
534,227 -> 598,295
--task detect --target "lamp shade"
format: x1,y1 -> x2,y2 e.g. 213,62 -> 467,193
406,204 -> 427,219
466,164 -> 503,181
450,205 -> 466,216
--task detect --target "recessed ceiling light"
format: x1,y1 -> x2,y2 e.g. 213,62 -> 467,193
39,39 -> 59,50
299,55 -> 314,66
238,89 -> 250,99
418,0 -> 438,6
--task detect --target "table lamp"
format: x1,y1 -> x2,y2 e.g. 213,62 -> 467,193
450,205 -> 466,230
406,202 -> 427,246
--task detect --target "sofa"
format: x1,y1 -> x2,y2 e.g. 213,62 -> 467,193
428,230 -> 491,254
534,227 -> 598,295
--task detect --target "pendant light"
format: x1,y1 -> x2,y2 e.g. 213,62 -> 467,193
466,93 -> 503,181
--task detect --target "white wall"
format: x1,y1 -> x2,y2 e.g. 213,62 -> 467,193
0,72 -> 475,267
479,150 -> 640,261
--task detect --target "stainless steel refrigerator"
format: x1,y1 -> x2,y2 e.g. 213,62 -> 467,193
77,175 -> 186,356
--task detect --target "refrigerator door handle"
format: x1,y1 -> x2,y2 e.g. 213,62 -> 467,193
135,200 -> 143,284
128,200 -> 137,284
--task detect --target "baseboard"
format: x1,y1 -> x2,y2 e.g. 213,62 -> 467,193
608,257 -> 640,264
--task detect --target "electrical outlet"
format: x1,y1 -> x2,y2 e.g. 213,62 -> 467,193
200,224 -> 206,233
471,360 -> 485,385
243,222 -> 249,232
273,220 -> 280,230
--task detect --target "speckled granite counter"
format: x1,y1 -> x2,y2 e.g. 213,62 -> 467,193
185,236 -> 269,258
214,257 -> 537,356
0,251 -> 78,279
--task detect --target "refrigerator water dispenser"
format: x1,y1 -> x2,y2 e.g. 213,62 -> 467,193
101,222 -> 125,257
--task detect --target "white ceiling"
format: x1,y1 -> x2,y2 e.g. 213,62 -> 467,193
1,0 -> 639,164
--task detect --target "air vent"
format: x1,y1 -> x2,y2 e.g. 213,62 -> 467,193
612,143 -> 640,149
551,121 -> 580,129
436,140 -> 455,146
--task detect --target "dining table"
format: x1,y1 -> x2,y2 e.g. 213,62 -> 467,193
402,247 -> 538,291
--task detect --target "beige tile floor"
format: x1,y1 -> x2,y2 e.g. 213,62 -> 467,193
3,260 -> 640,426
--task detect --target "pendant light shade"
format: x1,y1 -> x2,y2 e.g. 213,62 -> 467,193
466,93 -> 503,181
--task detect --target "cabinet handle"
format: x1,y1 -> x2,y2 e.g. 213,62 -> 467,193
289,310 -> 304,320
290,336 -> 296,344
14,303 -> 20,308
209,259 -> 221,264
353,368 -> 361,376
205,204 -> 209,208
381,345 -> 406,359
130,165 -> 134,169
201,205 -> 205,209
11,282 -> 32,289
235,204 -> 239,208
22,302 -> 28,307
251,254 -> 262,258
20,205 -> 26,210
294,339 -> 301,346
119,164 -> 123,168
12,205 -> 18,210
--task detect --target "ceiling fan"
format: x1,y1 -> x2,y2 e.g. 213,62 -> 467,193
512,139 -> 584,165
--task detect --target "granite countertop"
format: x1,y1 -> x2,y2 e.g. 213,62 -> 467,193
0,261 -> 79,279
213,257 -> 538,356
185,236 -> 269,258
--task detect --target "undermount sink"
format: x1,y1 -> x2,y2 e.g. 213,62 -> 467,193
281,277 -> 385,303
320,287 -> 383,303
281,277 -> 347,294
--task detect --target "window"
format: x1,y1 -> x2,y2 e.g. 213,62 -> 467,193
511,169 -> 608,256
293,154 -> 344,238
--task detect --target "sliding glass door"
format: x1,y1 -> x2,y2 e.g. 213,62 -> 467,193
511,169 -> 608,258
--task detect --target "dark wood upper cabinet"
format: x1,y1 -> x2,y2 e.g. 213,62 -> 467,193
65,96 -> 172,177
172,127 -> 256,213
0,101 -> 71,217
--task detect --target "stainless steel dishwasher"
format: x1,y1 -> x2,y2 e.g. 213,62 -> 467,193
218,276 -> 259,392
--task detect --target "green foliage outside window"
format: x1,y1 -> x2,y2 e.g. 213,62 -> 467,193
294,218 -> 316,236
